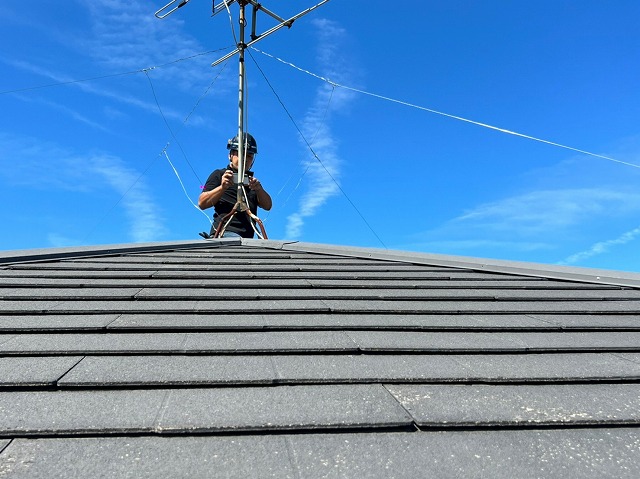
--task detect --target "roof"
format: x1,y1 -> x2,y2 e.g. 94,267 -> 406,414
1,238 -> 639,477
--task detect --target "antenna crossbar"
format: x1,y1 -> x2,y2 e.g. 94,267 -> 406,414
212,0 -> 238,17
211,0 -> 332,66
155,0 -> 192,19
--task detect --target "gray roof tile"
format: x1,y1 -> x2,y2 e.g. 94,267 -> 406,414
156,384 -> 413,433
40,353 -> 640,387
0,288 -> 143,300
2,430 -> 640,478
0,389 -> 165,435
0,331 -> 358,354
181,331 -> 359,353
0,357 -> 83,387
529,313 -> 640,329
0,385 -> 412,436
616,353 -> 640,364
386,383 -> 640,427
0,314 -> 119,331
58,355 -> 278,387
288,429 -> 640,478
0,333 -> 188,354
321,298 -> 640,313
1,436 -> 296,478
348,331 -> 640,352
453,352 -> 640,380
105,313 -> 553,330
130,287 -> 640,300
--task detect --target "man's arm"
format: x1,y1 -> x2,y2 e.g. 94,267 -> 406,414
198,170 -> 233,210
249,177 -> 272,211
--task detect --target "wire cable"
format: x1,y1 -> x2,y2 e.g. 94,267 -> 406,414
181,60 -> 230,135
146,63 -> 235,227
0,48 -> 232,96
144,69 -> 202,185
162,147 -> 213,224
252,47 -> 640,170
264,84 -> 336,221
247,49 -> 387,248
223,1 -> 239,45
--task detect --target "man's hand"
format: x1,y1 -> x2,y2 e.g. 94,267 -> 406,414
221,170 -> 234,189
248,176 -> 263,192
249,176 -> 272,210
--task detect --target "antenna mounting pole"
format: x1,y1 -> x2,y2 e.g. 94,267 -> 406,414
235,1 -> 247,208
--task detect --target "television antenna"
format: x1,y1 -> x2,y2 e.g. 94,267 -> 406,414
155,0 -> 332,238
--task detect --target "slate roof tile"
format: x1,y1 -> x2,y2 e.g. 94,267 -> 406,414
386,383 -> 640,427
2,430 -> 638,478
0,238 -> 639,477
0,357 -> 83,387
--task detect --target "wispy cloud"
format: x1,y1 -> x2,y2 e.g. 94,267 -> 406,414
454,188 -> 640,235
78,0 -> 232,90
4,0 -> 232,125
6,58 -> 188,124
406,186 -> 640,260
13,92 -> 111,132
560,226 -> 640,265
88,153 -> 163,243
0,134 -> 163,244
285,19 -> 356,239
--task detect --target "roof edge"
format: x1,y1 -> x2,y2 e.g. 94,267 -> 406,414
241,239 -> 640,288
3,238 -> 638,288
0,238 -> 240,265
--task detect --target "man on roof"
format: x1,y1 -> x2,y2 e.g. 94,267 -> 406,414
198,132 -> 272,238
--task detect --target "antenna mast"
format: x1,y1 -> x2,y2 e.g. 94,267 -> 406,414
235,1 -> 247,213
155,0 -> 332,238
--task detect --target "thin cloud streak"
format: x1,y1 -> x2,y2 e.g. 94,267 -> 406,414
454,188 -> 640,234
560,226 -> 640,266
286,92 -> 340,239
7,59 -> 188,124
88,154 -> 163,243
79,0 -> 232,91
0,134 -> 163,244
3,0 -> 230,125
13,93 -> 111,132
285,19 -> 355,239
408,186 -> 640,262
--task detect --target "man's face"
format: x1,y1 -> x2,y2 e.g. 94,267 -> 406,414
230,150 -> 255,170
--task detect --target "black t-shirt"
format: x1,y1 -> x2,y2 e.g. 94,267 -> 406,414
203,167 -> 259,238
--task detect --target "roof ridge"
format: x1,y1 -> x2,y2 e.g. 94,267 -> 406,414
240,239 -> 640,288
1,238 -> 639,288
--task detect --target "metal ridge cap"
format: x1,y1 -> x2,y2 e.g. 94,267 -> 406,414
240,239 -> 299,249
0,238 -> 241,264
261,240 -> 640,288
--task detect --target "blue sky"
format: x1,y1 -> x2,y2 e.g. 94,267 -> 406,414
1,0 -> 639,272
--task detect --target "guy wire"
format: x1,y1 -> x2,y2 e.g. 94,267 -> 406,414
163,147 -> 213,224
273,85 -> 336,214
251,47 -> 640,170
247,49 -> 387,249
0,48 -> 232,96
144,69 -> 202,185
